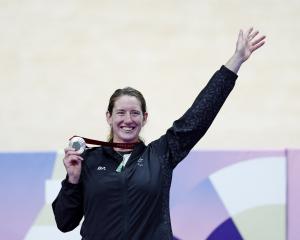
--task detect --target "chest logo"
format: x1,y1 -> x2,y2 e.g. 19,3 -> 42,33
97,166 -> 106,171
137,158 -> 144,167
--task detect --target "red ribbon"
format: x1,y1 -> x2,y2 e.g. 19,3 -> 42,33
69,135 -> 138,149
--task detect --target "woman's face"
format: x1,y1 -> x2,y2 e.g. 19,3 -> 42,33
106,95 -> 148,143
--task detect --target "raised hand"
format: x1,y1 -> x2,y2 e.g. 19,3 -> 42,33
225,27 -> 266,73
63,147 -> 84,184
235,27 -> 266,63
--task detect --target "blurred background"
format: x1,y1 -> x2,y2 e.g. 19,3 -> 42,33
0,0 -> 299,151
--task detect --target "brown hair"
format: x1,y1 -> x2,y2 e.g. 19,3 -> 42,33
107,87 -> 147,141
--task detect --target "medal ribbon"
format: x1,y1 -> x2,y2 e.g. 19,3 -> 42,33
69,135 -> 138,149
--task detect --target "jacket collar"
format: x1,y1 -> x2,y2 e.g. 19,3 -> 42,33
102,141 -> 146,166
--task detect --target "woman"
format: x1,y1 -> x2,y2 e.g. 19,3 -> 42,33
53,28 -> 265,239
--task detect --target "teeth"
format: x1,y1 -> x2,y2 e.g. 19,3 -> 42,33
122,127 -> 134,131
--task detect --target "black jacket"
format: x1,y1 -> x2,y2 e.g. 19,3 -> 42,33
52,66 -> 237,240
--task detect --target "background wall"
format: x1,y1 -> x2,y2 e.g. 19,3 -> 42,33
0,0 -> 299,150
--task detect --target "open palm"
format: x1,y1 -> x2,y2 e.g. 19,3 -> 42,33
236,27 -> 266,62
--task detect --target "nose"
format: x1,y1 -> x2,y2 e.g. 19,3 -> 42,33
124,112 -> 133,123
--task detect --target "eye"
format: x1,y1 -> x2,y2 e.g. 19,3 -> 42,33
116,110 -> 125,116
131,110 -> 141,116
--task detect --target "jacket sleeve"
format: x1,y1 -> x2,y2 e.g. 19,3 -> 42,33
52,178 -> 84,232
157,65 -> 237,168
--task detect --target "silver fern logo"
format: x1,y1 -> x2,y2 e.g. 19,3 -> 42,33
137,158 -> 144,167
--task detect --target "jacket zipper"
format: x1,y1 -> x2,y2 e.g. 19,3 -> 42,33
121,170 -> 129,240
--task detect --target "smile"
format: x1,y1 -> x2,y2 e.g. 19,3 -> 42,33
121,126 -> 135,132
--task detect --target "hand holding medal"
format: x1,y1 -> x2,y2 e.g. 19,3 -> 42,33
65,135 -> 138,184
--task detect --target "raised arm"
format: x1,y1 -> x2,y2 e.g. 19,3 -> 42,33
155,27 -> 266,168
225,27 -> 266,73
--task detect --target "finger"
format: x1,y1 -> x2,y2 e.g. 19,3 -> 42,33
251,41 -> 266,52
64,147 -> 75,153
64,148 -> 82,157
64,156 -> 83,166
65,154 -> 84,162
238,29 -> 243,41
246,27 -> 254,37
248,30 -> 259,41
251,35 -> 266,46
69,158 -> 83,166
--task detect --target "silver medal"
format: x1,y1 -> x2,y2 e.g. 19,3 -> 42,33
69,136 -> 86,154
